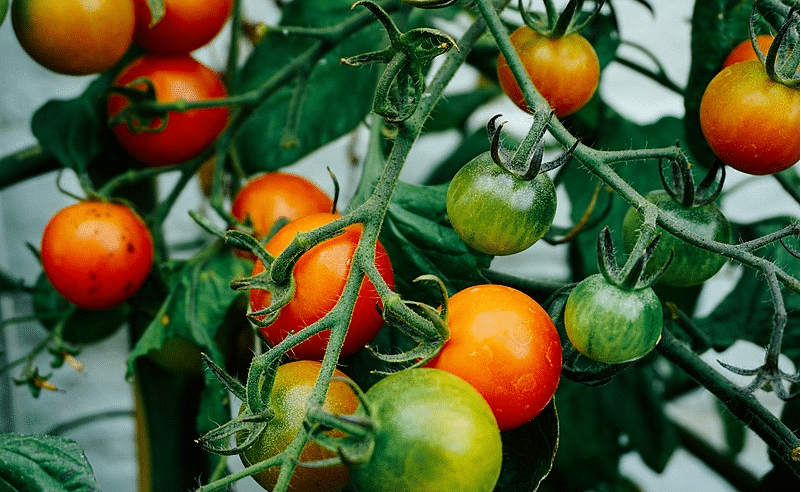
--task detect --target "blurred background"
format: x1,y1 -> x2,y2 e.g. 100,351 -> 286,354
0,1 -> 795,491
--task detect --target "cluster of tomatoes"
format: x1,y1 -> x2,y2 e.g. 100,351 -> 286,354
227,171 -> 563,491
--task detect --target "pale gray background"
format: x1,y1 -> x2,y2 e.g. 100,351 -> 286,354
0,1 -> 796,491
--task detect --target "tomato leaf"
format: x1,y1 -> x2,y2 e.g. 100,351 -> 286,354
0,433 -> 100,492
380,182 -> 492,300
494,400 -> 559,492
234,1 -> 382,174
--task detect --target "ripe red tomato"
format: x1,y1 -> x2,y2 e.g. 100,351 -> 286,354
107,54 -> 229,167
496,26 -> 600,118
250,213 -> 394,360
231,173 -> 334,240
238,360 -> 360,492
11,0 -> 135,75
40,201 -> 154,311
723,35 -> 774,68
425,284 -> 562,431
700,60 -> 799,175
134,0 -> 233,55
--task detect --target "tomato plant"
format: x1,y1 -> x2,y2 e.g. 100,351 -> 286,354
426,284 -> 561,431
237,360 -> 359,492
0,0 -> 8,27
622,190 -> 732,287
250,213 -> 394,360
11,0 -> 135,75
699,60 -> 800,175
348,368 -> 503,492
133,0 -> 233,55
496,26 -> 600,117
40,200 -> 154,311
722,34 -> 774,68
106,54 -> 229,167
446,151 -> 556,256
231,172 -> 334,240
564,273 -> 663,364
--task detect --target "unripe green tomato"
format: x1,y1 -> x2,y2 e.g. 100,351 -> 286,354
446,152 -> 557,256
622,191 -> 731,287
564,274 -> 663,364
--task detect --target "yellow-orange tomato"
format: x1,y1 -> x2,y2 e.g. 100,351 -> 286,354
722,35 -> 774,68
11,0 -> 135,75
250,213 -> 394,360
238,360 -> 360,492
426,284 -> 562,431
133,0 -> 233,55
40,201 -> 154,310
497,26 -> 600,118
231,173 -> 334,239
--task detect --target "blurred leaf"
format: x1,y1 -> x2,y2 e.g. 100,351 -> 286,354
494,401 -> 559,492
695,216 -> 800,366
716,399 -> 747,457
424,87 -> 500,134
380,182 -> 492,301
32,272 -> 128,345
0,433 -> 99,492
234,1 -> 383,174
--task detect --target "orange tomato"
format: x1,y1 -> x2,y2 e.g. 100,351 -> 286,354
722,35 -> 774,68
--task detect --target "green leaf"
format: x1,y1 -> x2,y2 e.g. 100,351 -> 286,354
424,87 -> 500,134
234,2 -> 383,174
0,433 -> 100,492
380,182 -> 492,301
126,240 -> 250,380
494,400 -> 559,492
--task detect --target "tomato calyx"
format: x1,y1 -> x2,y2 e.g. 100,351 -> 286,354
598,225 -> 672,291
106,79 -> 169,135
341,1 -> 457,122
487,113 -> 577,181
519,0 -> 606,39
658,151 -> 725,209
749,1 -> 800,88
367,275 -> 450,369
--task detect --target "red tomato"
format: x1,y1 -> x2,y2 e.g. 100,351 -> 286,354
134,0 -> 233,55
426,284 -> 562,431
11,0 -> 135,75
250,213 -> 394,360
231,173 -> 334,239
722,35 -> 774,68
700,60 -> 799,175
41,201 -> 154,310
496,26 -> 600,118
107,54 -> 229,167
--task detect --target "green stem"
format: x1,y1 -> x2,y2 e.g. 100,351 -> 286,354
656,329 -> 799,474
0,145 -> 61,191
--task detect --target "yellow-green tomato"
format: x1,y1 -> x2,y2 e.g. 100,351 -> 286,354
349,368 -> 503,492
622,191 -> 731,287
446,152 -> 557,256
564,274 -> 663,364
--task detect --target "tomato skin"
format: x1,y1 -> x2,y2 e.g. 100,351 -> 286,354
426,284 -> 561,431
250,213 -> 394,360
699,61 -> 799,175
622,191 -> 731,287
564,274 -> 663,364
497,27 -> 600,117
134,0 -> 233,55
232,173 -> 334,239
107,54 -> 229,167
40,201 -> 154,311
237,360 -> 360,492
722,35 -> 773,68
349,368 -> 503,492
446,152 -> 557,256
11,0 -> 135,75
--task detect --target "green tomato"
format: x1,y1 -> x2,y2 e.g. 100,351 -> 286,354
622,190 -> 731,287
564,274 -> 663,364
349,368 -> 503,492
446,152 -> 557,256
